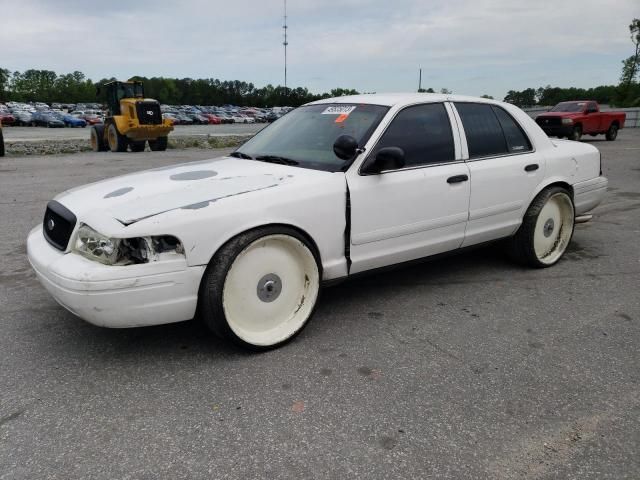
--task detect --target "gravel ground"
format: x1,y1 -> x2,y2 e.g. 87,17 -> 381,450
0,131 -> 639,479
1,123 -> 263,156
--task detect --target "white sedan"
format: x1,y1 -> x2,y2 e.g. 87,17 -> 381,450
27,94 -> 607,349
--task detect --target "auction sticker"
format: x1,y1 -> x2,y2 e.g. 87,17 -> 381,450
322,105 -> 356,115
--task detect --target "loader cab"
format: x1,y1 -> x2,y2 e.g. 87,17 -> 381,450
103,81 -> 144,116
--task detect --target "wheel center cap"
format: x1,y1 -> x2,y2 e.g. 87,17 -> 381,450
257,273 -> 282,302
543,218 -> 555,237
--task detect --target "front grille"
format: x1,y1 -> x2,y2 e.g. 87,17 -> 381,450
136,101 -> 162,125
43,201 -> 77,251
536,116 -> 562,127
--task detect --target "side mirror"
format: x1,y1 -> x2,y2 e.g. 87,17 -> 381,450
333,135 -> 358,160
362,147 -> 406,174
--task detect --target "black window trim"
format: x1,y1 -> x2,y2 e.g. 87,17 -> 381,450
357,101 -> 462,176
452,101 -> 536,163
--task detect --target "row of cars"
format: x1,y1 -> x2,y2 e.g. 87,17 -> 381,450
0,101 -> 293,128
0,102 -> 105,128
160,105 -> 291,125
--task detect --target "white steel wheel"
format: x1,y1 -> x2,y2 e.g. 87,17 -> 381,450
507,186 -> 575,268
199,228 -> 321,350
532,192 -> 574,265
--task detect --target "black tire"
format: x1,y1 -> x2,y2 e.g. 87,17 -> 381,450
148,136 -> 168,151
197,226 -> 321,351
0,128 -> 5,157
90,125 -> 107,152
130,141 -> 146,152
106,123 -> 127,152
506,186 -> 575,268
570,125 -> 582,141
605,124 -> 618,141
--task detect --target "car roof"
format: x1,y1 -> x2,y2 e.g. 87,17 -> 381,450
306,92 -> 503,108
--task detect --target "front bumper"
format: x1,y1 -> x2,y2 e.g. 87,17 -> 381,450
538,124 -> 573,137
27,226 -> 205,328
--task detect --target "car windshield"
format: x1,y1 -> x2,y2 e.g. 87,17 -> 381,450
550,102 -> 587,112
235,103 -> 389,172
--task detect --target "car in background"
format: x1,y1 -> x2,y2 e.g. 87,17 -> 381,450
0,112 -> 16,126
187,113 -> 210,125
201,114 -> 222,125
81,114 -> 103,125
55,113 -> 87,128
232,114 -> 255,124
13,111 -> 33,126
31,111 -> 65,128
162,113 -> 179,125
535,101 -> 626,141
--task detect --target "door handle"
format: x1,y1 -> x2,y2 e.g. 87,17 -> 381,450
525,164 -> 539,172
447,174 -> 469,184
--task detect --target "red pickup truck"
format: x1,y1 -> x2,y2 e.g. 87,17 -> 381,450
535,101 -> 626,141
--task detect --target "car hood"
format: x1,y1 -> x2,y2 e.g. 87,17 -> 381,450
55,157 -> 332,226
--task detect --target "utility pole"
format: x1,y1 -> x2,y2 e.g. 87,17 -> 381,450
418,67 -> 422,92
283,0 -> 288,96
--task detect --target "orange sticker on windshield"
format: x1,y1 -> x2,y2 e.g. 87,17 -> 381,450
335,113 -> 349,123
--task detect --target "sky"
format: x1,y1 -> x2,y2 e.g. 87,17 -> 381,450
0,0 -> 638,100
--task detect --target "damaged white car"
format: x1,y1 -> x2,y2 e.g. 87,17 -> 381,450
27,94 -> 607,349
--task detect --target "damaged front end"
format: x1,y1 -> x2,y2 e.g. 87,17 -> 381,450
74,223 -> 184,265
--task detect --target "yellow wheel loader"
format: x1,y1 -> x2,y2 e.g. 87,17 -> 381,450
90,80 -> 173,153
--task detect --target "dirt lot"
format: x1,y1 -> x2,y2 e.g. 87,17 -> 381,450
0,131 -> 639,479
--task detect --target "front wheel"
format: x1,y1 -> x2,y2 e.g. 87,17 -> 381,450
107,123 -> 127,152
198,227 -> 321,350
90,125 -> 107,152
570,125 -> 582,141
507,187 -> 575,268
605,124 -> 618,141
148,136 -> 168,151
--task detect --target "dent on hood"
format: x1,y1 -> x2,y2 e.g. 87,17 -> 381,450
114,173 -> 291,226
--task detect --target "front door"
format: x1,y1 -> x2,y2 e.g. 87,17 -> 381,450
346,103 -> 470,274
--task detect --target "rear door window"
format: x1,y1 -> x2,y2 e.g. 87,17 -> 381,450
454,103 -> 508,158
491,106 -> 532,153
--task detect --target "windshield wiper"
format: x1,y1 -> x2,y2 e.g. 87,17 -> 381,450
254,155 -> 299,166
229,151 -> 253,159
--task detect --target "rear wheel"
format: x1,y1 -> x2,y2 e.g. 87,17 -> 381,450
198,227 -> 321,350
148,136 -> 168,151
507,187 -> 575,268
570,125 -> 582,141
605,124 -> 618,141
90,125 -> 107,152
107,123 -> 127,152
130,141 -> 146,152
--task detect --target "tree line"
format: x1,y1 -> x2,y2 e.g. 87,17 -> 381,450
0,68 -> 358,107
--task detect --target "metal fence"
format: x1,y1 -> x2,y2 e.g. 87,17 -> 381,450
523,106 -> 640,128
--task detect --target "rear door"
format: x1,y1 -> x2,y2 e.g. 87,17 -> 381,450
346,102 -> 470,273
451,102 -> 545,247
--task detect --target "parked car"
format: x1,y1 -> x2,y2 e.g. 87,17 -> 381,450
31,112 -> 65,128
0,112 -> 16,126
232,114 -> 255,124
13,111 -> 33,126
535,101 -> 626,141
81,114 -> 103,125
55,113 -> 87,128
202,114 -> 222,125
27,94 -> 607,350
